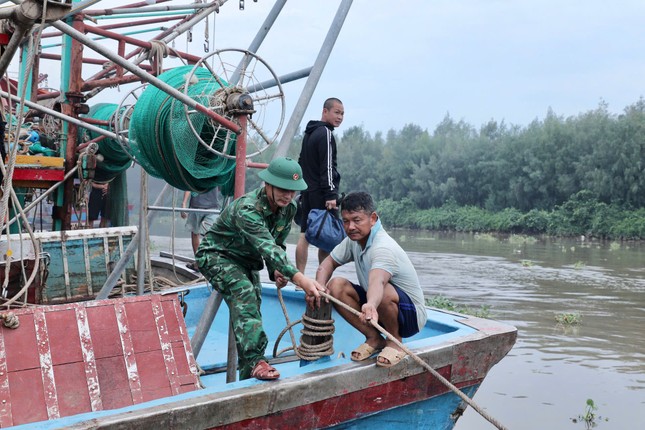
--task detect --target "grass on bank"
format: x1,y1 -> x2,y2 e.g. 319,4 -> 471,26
377,191 -> 645,240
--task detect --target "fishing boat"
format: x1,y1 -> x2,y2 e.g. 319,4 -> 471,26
1,282 -> 516,429
0,1 -> 517,429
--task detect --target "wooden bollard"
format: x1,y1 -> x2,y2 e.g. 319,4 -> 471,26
299,300 -> 333,364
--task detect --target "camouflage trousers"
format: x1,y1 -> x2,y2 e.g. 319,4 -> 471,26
198,253 -> 267,380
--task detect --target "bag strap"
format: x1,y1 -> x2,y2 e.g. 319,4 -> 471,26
315,210 -> 331,239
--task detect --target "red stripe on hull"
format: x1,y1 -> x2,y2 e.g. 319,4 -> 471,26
216,365 -> 481,429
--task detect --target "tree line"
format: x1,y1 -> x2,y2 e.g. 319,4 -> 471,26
336,99 -> 645,211
272,98 -> 645,239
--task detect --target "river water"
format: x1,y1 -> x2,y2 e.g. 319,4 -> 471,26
151,226 -> 645,429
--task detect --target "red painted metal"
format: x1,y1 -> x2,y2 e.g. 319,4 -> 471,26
83,0 -> 174,16
87,26 -> 157,50
81,9 -> 204,86
39,53 -> 155,70
41,15 -> 185,39
214,366 -> 477,429
0,295 -> 200,427
246,161 -> 269,170
82,74 -> 148,92
195,103 -> 242,135
234,115 -> 248,198
117,39 -> 126,78
11,168 -> 65,182
53,15 -> 85,231
86,26 -> 203,65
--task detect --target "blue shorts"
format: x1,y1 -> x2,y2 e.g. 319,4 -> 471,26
350,282 -> 419,338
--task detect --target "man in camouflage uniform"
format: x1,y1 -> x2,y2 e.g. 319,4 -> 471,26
196,157 -> 325,381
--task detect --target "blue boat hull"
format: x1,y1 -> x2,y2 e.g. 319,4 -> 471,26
327,385 -> 479,430
9,283 -> 516,429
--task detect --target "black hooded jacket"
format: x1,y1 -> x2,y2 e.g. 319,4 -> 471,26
298,120 -> 340,201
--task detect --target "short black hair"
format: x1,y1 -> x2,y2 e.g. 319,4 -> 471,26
341,191 -> 375,214
323,97 -> 343,110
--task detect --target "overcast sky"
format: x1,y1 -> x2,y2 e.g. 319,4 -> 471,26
210,0 -> 645,135
13,0 -> 645,137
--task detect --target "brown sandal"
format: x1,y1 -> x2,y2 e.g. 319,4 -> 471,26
376,346 -> 406,368
351,343 -> 381,361
251,360 -> 280,380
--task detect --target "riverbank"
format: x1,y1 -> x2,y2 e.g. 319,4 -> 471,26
377,190 -> 645,240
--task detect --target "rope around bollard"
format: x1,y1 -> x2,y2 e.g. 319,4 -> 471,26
318,290 -> 509,430
274,287 -> 335,360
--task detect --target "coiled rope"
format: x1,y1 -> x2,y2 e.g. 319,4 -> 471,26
147,40 -> 169,76
273,287 -> 335,360
1,312 -> 19,329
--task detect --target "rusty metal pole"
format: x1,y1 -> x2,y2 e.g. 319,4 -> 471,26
191,114 -> 247,376
233,115 -> 247,198
226,114 -> 247,383
58,14 -> 85,231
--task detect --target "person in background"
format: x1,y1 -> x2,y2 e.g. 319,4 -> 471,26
296,97 -> 344,274
312,191 -> 426,368
88,181 -> 110,228
196,157 -> 326,381
181,187 -> 220,271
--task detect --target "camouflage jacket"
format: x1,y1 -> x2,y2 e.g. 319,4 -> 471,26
196,186 -> 298,279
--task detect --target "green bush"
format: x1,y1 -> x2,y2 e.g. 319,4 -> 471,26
493,207 -> 524,232
378,198 -> 417,227
377,191 -> 645,239
519,209 -> 550,234
609,209 -> 645,239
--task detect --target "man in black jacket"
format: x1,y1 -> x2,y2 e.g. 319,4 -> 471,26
296,97 -> 344,274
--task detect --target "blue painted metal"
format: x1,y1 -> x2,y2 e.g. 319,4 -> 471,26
188,285 -> 472,375
1,227 -> 137,303
26,227 -> 136,303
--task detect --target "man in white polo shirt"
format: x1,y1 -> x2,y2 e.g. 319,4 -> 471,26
313,191 -> 426,367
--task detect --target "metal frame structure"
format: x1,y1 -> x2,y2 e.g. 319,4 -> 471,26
0,0 -> 353,382
0,0 -> 354,305
1,0 -> 352,226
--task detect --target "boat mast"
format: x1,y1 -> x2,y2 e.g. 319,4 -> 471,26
1,0 -> 354,300
274,0 -> 354,158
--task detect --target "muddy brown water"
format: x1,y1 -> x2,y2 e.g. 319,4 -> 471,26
152,227 -> 645,429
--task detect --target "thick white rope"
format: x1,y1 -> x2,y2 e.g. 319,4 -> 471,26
0,6 -> 50,308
